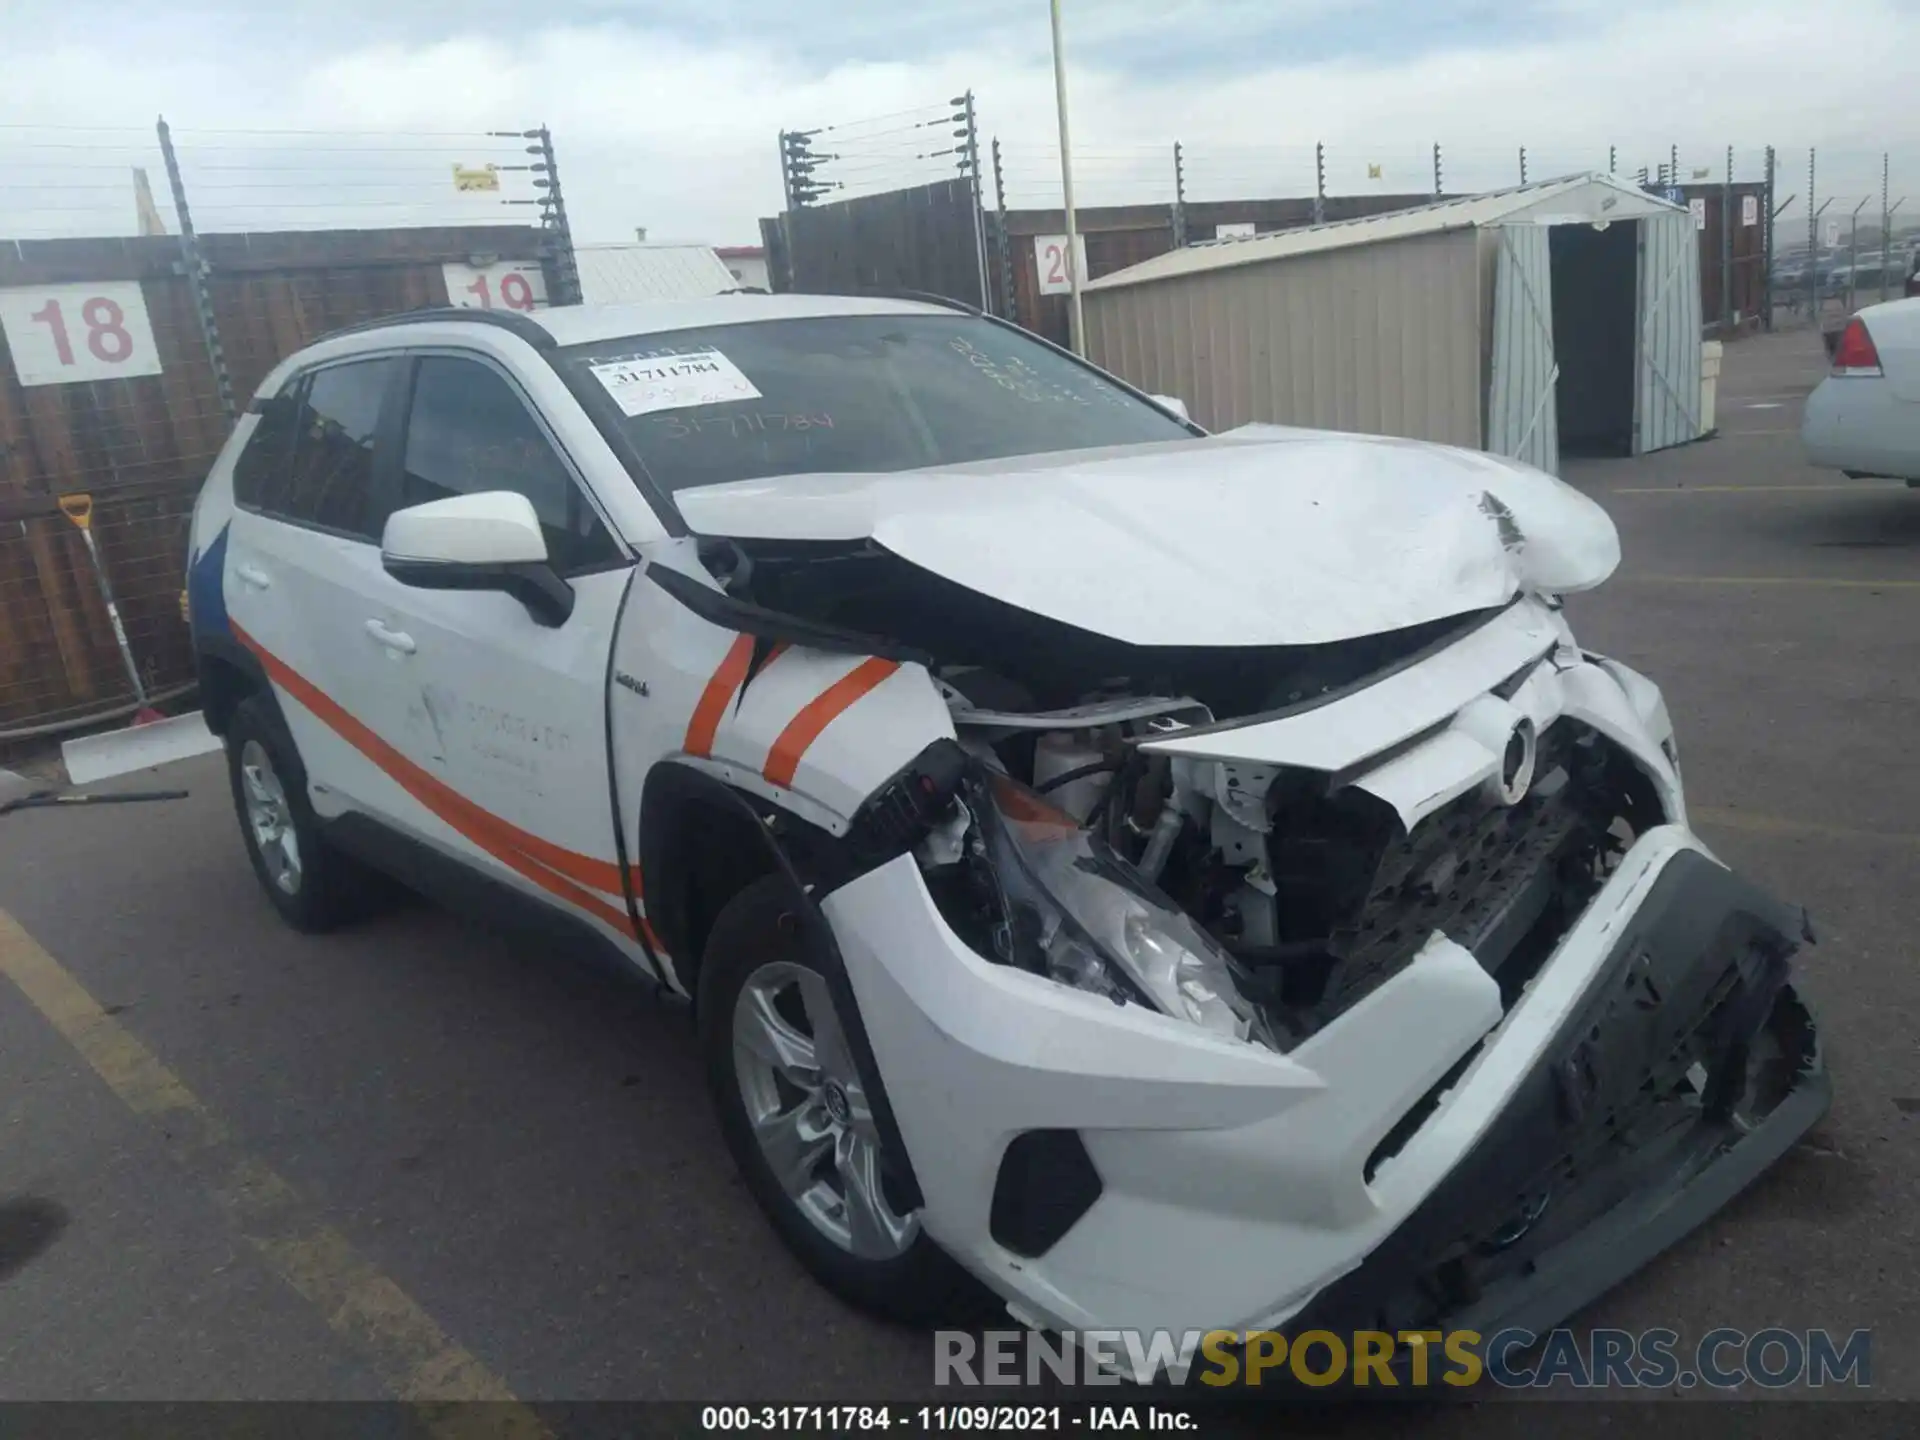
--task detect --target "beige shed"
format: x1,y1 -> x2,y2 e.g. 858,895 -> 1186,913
1082,173 -> 1705,473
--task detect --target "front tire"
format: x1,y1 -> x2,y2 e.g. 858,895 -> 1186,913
225,694 -> 381,932
698,875 -> 985,1325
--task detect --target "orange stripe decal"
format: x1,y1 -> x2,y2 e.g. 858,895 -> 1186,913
763,658 -> 901,789
684,634 -> 755,759
231,623 -> 638,937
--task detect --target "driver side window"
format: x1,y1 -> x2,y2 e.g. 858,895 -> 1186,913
399,355 -> 622,575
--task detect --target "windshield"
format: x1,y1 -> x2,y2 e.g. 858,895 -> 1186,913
554,313 -> 1196,493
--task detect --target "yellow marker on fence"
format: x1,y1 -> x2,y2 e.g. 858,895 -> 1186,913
452,164 -> 500,193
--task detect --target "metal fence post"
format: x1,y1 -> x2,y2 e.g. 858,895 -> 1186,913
514,125 -> 581,306
992,138 -> 1016,322
1881,152 -> 1891,304
1312,142 -> 1325,224
1847,198 -> 1867,313
1433,142 -> 1443,198
1172,141 -> 1187,247
1807,147 -> 1818,319
1722,144 -> 1734,332
1762,145 -> 1776,330
155,117 -> 235,424
960,92 -> 990,312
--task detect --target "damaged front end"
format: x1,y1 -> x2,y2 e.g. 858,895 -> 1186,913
658,467 -> 1823,1359
806,592 -> 1828,1361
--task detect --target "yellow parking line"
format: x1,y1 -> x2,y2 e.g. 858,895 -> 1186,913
1692,806 -> 1920,849
0,908 -> 550,1439
1611,481 -> 1904,494
1625,573 -> 1920,590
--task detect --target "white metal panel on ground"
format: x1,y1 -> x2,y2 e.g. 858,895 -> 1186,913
1084,230 -> 1484,447
1085,173 -> 1686,293
60,712 -> 222,785
574,244 -> 740,304
1487,225 -> 1562,475
1634,211 -> 1705,454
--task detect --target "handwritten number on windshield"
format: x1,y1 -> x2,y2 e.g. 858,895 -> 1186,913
649,412 -> 835,440
947,336 -> 1092,405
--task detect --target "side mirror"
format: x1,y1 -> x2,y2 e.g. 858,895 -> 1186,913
1150,393 -> 1191,423
381,491 -> 575,627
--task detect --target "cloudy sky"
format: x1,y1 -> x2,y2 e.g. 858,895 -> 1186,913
2,0 -> 1914,245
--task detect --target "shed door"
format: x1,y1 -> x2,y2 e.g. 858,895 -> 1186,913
1487,225 -> 1560,474
1633,210 -> 1704,453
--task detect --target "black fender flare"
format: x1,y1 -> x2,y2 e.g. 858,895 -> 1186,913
638,762 -> 925,1211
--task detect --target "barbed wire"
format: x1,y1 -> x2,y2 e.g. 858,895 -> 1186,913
782,99 -> 979,207
0,124 -> 547,240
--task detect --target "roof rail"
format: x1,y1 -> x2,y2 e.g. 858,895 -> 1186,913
313,305 -> 557,349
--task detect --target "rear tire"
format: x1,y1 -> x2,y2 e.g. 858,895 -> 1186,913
698,875 -> 989,1326
225,694 -> 385,932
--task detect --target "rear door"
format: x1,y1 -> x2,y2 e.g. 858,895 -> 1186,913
342,350 -> 646,951
223,355 -> 406,823
1487,224 -> 1561,475
1633,210 -> 1704,454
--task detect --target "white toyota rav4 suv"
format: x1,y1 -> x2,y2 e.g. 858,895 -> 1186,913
186,293 -> 1825,1380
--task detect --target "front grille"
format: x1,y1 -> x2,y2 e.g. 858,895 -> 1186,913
1281,723 -> 1611,1036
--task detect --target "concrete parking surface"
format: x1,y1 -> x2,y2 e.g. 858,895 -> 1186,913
0,327 -> 1913,1425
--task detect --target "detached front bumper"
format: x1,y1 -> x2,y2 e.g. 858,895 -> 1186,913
824,826 -> 1826,1358
1285,846 -> 1827,1348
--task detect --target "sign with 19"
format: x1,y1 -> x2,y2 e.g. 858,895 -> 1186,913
442,261 -> 549,313
0,281 -> 164,387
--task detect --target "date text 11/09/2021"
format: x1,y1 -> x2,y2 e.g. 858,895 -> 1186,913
701,1407 -> 1193,1432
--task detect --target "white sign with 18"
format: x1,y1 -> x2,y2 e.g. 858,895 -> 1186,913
0,281 -> 164,387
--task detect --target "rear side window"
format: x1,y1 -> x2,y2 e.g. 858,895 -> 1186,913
400,355 -> 621,574
231,386 -> 302,510
276,358 -> 397,540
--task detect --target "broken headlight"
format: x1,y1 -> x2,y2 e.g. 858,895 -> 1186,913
971,770 -> 1267,1045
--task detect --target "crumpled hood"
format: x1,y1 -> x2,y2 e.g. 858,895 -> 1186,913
672,425 -> 1620,647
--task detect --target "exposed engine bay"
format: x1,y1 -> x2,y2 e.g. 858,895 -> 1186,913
919,676 -> 1667,1049
701,537 -> 1672,1050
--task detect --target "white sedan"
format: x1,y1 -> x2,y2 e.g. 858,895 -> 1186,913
1802,296 -> 1920,484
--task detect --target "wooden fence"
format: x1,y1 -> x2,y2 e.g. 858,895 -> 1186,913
0,224 -> 546,734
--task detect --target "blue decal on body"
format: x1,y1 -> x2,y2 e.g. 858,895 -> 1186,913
189,521 -> 232,640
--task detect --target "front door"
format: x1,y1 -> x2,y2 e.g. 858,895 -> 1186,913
348,350 -> 645,954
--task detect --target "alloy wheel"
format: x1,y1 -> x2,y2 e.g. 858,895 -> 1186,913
732,959 -> 919,1260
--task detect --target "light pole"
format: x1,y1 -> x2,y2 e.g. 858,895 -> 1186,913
1049,0 -> 1086,354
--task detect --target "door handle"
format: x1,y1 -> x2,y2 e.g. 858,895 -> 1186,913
364,619 -> 416,655
235,563 -> 271,590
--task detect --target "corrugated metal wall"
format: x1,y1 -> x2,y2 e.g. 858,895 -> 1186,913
1486,225 -> 1561,474
1001,194 -> 1440,348
1083,229 -> 1484,447
1634,211 -> 1705,454
575,245 -> 737,303
782,180 -> 987,309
